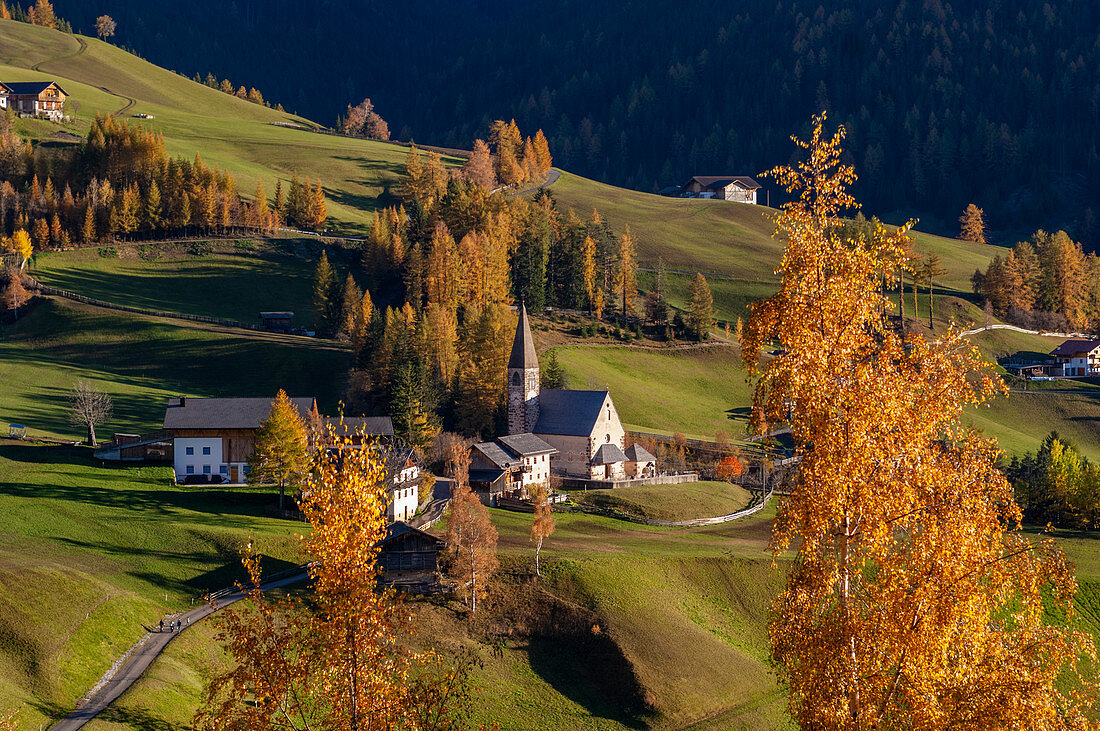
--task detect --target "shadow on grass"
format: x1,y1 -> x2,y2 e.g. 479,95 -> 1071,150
522,631 -> 650,728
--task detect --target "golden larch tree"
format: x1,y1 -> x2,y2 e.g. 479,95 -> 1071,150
614,226 -> 638,317
959,202 -> 986,243
246,389 -> 309,511
744,114 -> 1094,729
686,272 -> 714,340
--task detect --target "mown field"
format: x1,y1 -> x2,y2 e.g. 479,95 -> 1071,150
31,242 -> 325,328
570,480 -> 754,522
0,298 -> 350,440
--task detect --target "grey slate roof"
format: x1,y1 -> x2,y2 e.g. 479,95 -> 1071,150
4,81 -> 67,95
508,303 -> 539,370
325,416 -> 395,436
163,396 -> 315,430
473,441 -> 519,469
470,468 -> 507,490
498,433 -> 557,457
683,175 -> 761,191
591,443 -> 629,465
381,521 -> 445,547
1050,339 -> 1100,357
534,389 -> 609,436
625,443 -> 656,462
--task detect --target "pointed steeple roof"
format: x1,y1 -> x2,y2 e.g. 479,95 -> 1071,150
508,303 -> 539,370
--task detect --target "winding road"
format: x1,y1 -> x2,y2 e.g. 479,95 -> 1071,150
52,568 -> 311,730
28,34 -> 135,115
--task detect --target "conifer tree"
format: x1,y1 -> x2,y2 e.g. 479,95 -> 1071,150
338,273 -> 361,338
247,389 -> 309,511
614,226 -> 638,317
312,250 -> 338,335
959,203 -> 986,243
143,180 -> 161,229
463,138 -> 496,190
81,205 -> 96,243
581,234 -> 597,312
686,272 -> 714,340
540,349 -> 566,389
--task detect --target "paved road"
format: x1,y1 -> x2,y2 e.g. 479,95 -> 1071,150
52,569 -> 310,730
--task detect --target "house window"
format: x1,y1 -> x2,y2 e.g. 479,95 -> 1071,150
202,446 -> 211,455
203,465 -> 211,474
220,465 -> 228,474
185,447 -> 194,455
186,465 -> 194,474
605,434 -> 611,443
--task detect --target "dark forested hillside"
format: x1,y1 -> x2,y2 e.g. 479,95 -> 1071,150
55,0 -> 1100,239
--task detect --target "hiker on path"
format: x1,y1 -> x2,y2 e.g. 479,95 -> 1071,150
158,619 -> 163,632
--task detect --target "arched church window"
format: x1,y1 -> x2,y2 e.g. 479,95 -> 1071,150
511,372 -> 521,386
605,434 -> 611,443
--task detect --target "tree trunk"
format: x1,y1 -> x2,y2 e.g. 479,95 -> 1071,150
929,277 -> 935,329
87,421 -> 97,447
278,480 -> 285,512
897,271 -> 905,326
535,537 -> 543,577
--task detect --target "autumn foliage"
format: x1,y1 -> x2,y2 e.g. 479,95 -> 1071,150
197,429 -> 475,729
744,114 -> 1095,728
444,441 -> 498,613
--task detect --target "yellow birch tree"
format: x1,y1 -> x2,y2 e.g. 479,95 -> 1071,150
744,114 -> 1094,730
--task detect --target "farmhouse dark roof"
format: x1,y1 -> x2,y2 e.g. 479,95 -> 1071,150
380,521 -> 444,547
1050,340 -> 1100,357
4,81 -> 66,95
591,443 -> 629,465
498,433 -> 557,457
625,444 -> 655,462
259,311 -> 294,319
508,303 -> 538,370
683,175 -> 761,191
470,468 -> 507,488
534,389 -> 609,436
163,396 -> 316,430
473,441 -> 519,469
323,416 -> 395,436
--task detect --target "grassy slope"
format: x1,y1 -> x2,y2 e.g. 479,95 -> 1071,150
88,507 -> 790,731
555,344 -> 752,442
0,442 -> 302,728
571,480 -> 754,521
0,298 -> 350,440
0,20 -> 431,233
31,243 -> 322,327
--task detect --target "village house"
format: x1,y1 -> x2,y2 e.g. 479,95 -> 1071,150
2,81 -> 67,121
469,431 -> 557,506
1050,339 -> 1100,377
679,175 -> 761,203
388,446 -> 421,522
163,395 -> 320,484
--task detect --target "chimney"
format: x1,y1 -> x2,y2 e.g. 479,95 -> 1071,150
178,395 -> 186,407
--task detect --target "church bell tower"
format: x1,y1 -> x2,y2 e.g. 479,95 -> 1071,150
507,304 -> 540,435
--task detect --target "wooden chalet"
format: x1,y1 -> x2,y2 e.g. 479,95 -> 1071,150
259,311 -> 294,332
378,521 -> 445,574
680,175 -> 761,203
4,81 -> 67,121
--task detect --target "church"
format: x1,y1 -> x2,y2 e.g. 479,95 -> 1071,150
506,305 -> 655,481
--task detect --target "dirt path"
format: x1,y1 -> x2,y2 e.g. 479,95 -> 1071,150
28,35 -> 135,115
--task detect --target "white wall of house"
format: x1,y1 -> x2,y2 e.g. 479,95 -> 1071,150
388,483 -> 419,522
174,437 -> 223,480
519,453 -> 552,489
394,463 -> 419,484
